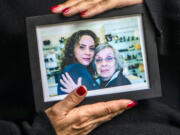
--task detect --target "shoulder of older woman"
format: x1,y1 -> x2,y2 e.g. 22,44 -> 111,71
105,71 -> 131,88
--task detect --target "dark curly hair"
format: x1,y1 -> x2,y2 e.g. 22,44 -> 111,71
60,30 -> 99,70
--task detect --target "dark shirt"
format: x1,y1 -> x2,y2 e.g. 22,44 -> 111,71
0,112 -> 56,135
97,71 -> 131,88
57,63 -> 99,95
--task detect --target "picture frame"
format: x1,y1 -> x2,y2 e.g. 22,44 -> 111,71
26,4 -> 161,112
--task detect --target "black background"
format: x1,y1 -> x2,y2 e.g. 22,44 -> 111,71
0,0 -> 179,122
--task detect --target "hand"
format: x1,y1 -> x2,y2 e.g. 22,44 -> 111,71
60,72 -> 82,93
51,0 -> 143,18
45,86 -> 137,135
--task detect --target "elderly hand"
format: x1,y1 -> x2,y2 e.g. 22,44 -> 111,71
60,72 -> 82,93
51,0 -> 143,18
45,86 -> 137,135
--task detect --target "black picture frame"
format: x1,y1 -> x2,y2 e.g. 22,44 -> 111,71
26,4 -> 161,112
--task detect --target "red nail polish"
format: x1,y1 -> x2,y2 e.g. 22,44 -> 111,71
76,86 -> 86,96
51,5 -> 59,12
127,101 -> 138,108
81,10 -> 87,16
62,7 -> 70,13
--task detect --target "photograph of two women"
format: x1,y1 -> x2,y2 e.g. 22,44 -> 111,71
36,15 -> 149,102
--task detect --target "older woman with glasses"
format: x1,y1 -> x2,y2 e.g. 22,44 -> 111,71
93,44 -> 131,88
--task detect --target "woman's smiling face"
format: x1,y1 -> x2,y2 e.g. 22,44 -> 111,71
95,47 -> 116,81
74,35 -> 95,66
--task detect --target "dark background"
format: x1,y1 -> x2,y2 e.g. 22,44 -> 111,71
0,0 -> 179,122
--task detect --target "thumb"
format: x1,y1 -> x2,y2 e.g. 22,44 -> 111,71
56,86 -> 87,112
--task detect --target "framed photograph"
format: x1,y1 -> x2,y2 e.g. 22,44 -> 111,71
26,4 -> 161,112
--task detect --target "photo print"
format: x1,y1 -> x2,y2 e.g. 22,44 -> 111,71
35,15 -> 149,102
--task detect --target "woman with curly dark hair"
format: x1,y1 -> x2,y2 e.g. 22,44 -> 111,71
57,30 -> 100,95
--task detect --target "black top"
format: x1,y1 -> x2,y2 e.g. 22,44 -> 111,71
57,63 -> 99,95
0,0 -> 180,134
1,100 -> 180,135
0,112 -> 56,135
97,71 -> 131,88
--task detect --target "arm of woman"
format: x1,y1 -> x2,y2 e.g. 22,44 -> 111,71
51,0 -> 143,18
45,86 -> 137,135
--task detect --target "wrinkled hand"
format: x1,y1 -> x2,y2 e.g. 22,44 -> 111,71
51,0 -> 143,18
45,86 -> 137,135
60,72 -> 82,93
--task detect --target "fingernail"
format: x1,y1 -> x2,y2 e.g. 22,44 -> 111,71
81,10 -> 87,16
76,86 -> 86,96
51,5 -> 59,12
127,101 -> 138,108
62,7 -> 70,13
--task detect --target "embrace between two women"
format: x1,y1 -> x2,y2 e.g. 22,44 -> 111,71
57,30 -> 131,95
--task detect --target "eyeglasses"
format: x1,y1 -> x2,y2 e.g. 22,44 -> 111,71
95,56 -> 115,64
